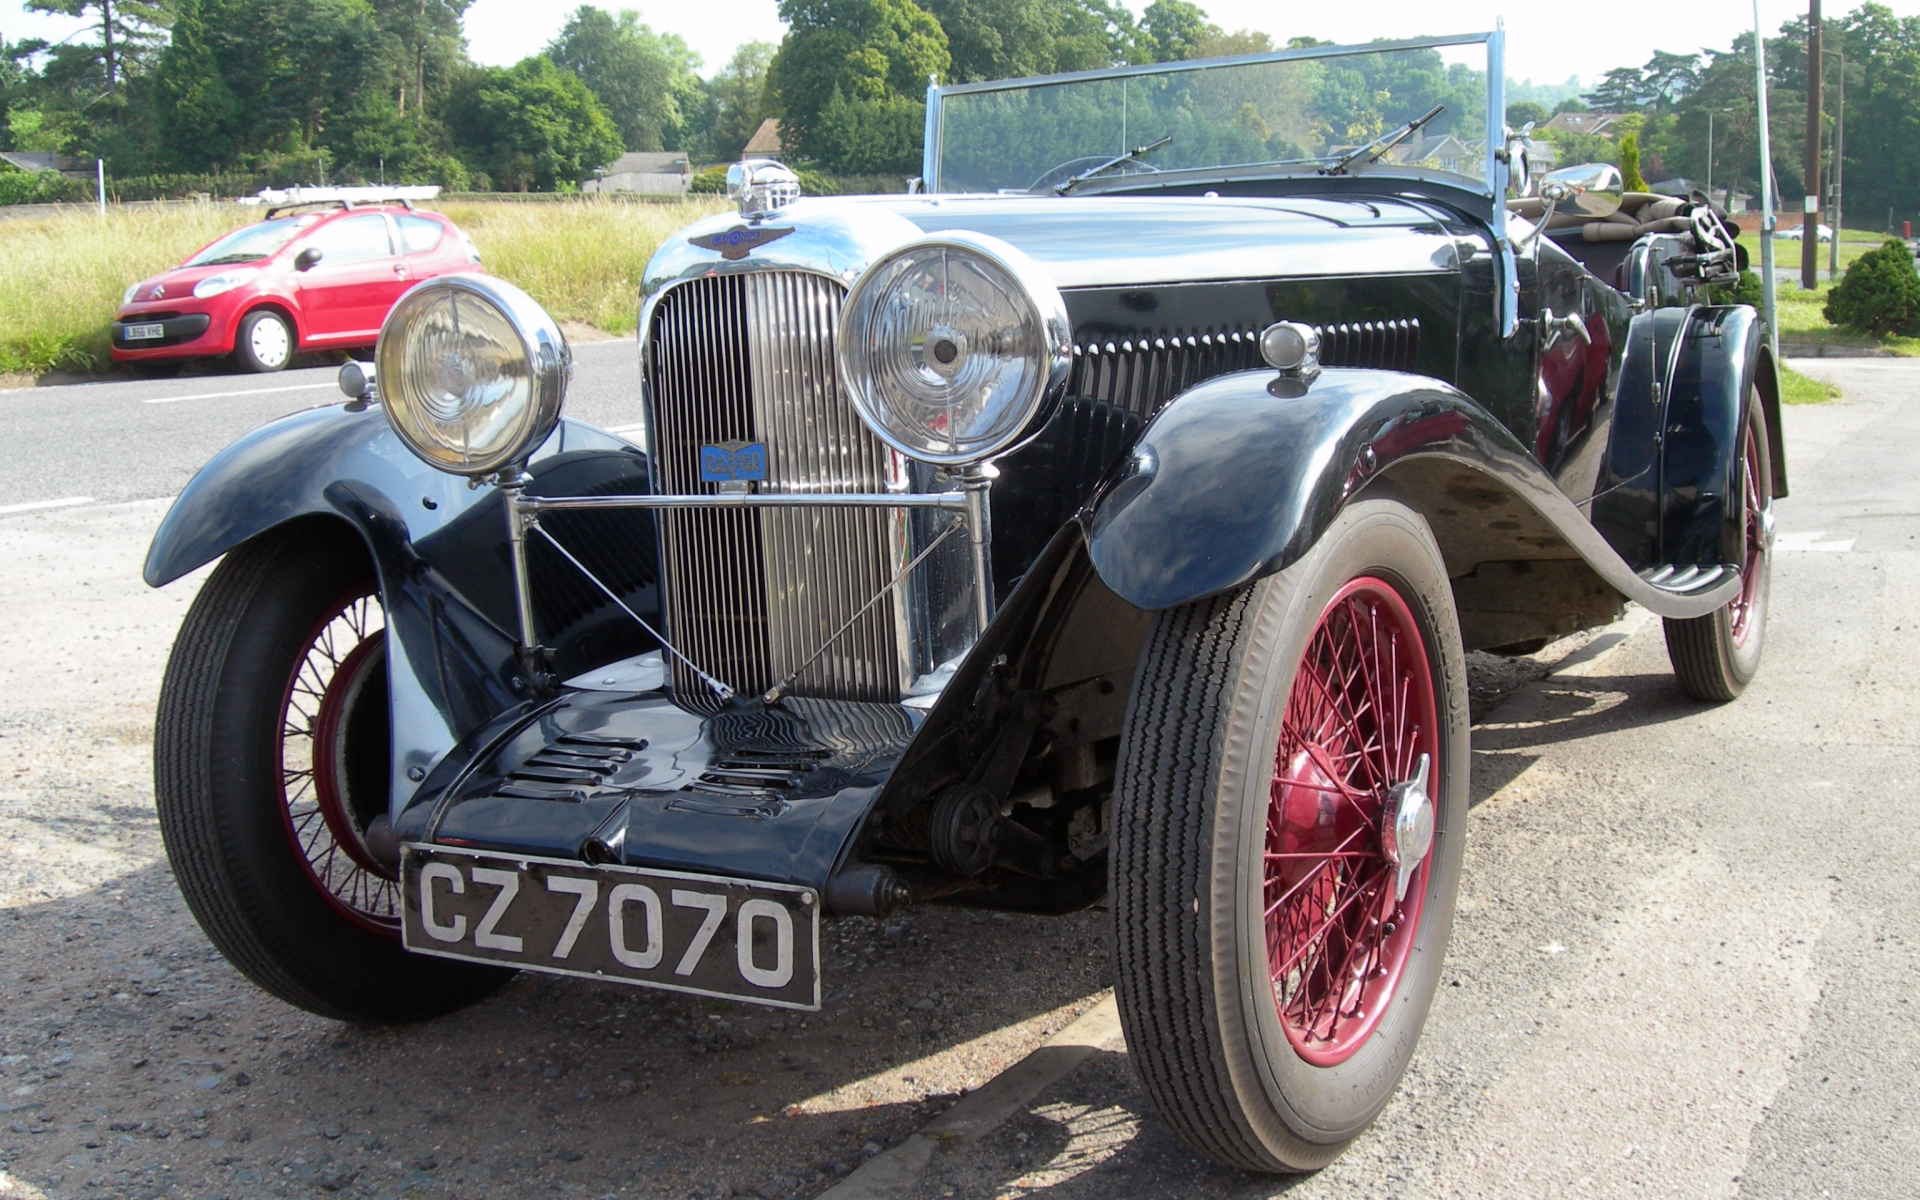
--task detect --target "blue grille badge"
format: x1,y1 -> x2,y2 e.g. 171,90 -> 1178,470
700,441 -> 769,483
689,226 -> 794,261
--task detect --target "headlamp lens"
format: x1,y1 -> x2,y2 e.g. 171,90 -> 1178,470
376,276 -> 568,475
840,237 -> 1067,465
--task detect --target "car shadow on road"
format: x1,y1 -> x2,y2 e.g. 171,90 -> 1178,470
0,858 -> 1111,1200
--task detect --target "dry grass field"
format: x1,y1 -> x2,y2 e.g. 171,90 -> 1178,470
0,196 -> 729,378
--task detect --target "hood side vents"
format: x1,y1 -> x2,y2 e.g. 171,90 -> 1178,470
1062,318 -> 1421,420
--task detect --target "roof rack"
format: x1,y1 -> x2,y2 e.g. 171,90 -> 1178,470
240,185 -> 442,219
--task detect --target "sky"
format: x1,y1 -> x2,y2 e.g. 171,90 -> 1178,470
9,0 -> 1920,87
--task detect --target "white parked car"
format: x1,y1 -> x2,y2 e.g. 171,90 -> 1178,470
1779,223 -> 1834,242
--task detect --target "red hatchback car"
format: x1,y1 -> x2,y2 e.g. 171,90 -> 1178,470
112,201 -> 481,373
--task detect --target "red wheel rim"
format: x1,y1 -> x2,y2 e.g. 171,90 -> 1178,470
277,592 -> 401,936
1265,577 -> 1438,1067
1729,418 -> 1767,647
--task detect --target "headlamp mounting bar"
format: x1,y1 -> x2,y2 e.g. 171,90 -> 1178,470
493,473 -> 998,707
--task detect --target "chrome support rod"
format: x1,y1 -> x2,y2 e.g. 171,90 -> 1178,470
526,521 -> 736,703
518,491 -> 969,513
762,520 -> 964,706
958,464 -> 998,633
497,469 -> 541,653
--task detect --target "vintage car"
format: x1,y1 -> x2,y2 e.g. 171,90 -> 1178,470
145,33 -> 1780,1173
112,186 -> 481,373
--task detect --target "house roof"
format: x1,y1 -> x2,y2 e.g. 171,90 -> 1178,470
0,150 -> 85,174
1541,112 -> 1621,138
1388,134 -> 1472,165
743,118 -> 783,157
600,151 -> 689,176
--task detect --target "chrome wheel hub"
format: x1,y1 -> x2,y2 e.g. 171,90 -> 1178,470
1380,753 -> 1433,903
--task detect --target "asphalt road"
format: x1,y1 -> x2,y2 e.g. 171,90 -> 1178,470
0,357 -> 1915,1200
0,338 -> 644,511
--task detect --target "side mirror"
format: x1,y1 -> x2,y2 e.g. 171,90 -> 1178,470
294,247 -> 323,272
1539,162 -> 1624,220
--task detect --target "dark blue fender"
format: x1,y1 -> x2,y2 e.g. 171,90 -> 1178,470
1588,304 -> 1783,571
1082,366 -> 1741,619
1660,305 -> 1784,564
145,404 -> 662,812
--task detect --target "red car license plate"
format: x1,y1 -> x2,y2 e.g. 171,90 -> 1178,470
400,845 -> 822,1010
124,323 -> 166,340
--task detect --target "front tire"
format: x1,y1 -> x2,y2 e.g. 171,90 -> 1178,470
1664,394 -> 1774,700
1111,494 -> 1469,1173
155,521 -> 511,1022
233,309 -> 294,373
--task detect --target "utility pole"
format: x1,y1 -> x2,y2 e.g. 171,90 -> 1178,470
1757,0 -> 1779,358
1829,46 -> 1844,276
1802,0 -> 1823,289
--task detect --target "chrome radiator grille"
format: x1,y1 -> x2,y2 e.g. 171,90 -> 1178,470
647,272 -> 907,703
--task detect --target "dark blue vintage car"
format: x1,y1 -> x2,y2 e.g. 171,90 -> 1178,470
145,32 -> 1778,1172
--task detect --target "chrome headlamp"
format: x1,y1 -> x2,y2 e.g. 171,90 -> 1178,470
837,232 -> 1071,466
375,274 -> 570,476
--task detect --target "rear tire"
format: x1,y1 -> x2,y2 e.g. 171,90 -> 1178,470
1664,394 -> 1773,701
234,309 -> 293,373
1111,494 -> 1469,1172
155,521 -> 512,1023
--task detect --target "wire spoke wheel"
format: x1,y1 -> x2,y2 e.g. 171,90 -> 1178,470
1729,417 -> 1768,647
1664,393 -> 1772,700
1112,496 -> 1465,1172
1266,578 -> 1438,1066
277,591 -> 399,935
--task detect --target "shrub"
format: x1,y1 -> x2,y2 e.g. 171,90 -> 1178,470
1823,239 -> 1920,337
0,169 -> 92,205
1709,268 -> 1764,308
690,166 -> 728,194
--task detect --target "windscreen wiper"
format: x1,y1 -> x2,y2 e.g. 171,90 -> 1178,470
1056,135 -> 1174,195
1323,105 -> 1446,176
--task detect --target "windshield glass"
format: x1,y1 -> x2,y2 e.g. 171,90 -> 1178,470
185,215 -> 320,266
932,37 -> 1492,195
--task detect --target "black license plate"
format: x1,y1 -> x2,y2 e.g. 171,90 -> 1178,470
400,846 -> 821,1010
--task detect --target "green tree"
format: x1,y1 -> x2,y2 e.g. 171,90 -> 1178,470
766,0 -> 948,167
547,7 -> 706,151
700,41 -> 774,161
1140,0 -> 1213,62
1825,239 -> 1920,335
445,57 -> 622,190
368,0 -> 469,118
149,0 -> 242,169
919,0 -> 1134,83
810,85 -> 922,171
1506,99 -> 1549,130
1585,65 -> 1649,111
1617,130 -> 1647,190
27,0 -> 169,97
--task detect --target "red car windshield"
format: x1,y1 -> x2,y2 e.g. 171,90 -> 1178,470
185,214 -> 321,267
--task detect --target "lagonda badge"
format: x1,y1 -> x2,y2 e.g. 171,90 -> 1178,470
690,225 -> 795,261
700,440 -> 769,483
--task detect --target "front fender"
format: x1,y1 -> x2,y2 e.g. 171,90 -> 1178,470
1084,368 -> 1534,610
146,404 -> 660,811
1082,366 -> 1742,619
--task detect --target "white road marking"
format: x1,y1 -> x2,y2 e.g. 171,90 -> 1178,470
1777,531 -> 1856,553
0,496 -> 94,515
140,381 -> 337,405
